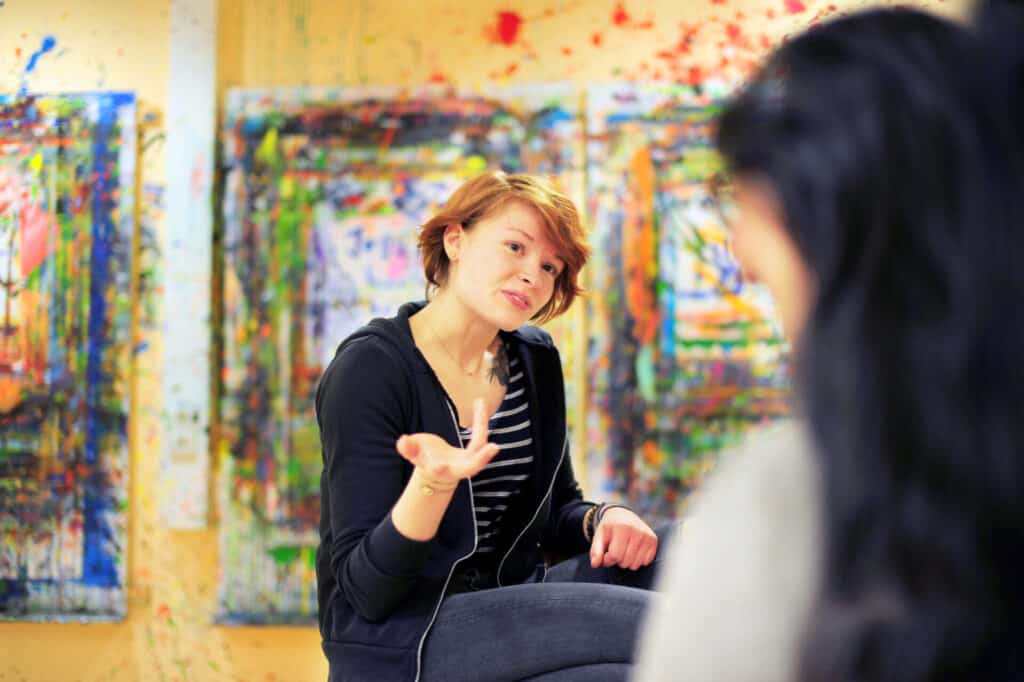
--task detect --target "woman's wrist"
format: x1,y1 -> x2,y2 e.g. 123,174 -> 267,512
586,502 -> 630,540
412,467 -> 459,496
392,469 -> 459,541
582,505 -> 598,542
596,502 -> 629,525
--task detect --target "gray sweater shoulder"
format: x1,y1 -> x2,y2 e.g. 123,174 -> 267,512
634,419 -> 822,682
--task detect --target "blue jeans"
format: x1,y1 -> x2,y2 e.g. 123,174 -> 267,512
420,525 -> 674,681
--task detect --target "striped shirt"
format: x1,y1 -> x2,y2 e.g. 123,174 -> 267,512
457,354 -> 534,557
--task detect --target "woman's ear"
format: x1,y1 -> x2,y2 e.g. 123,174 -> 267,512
443,223 -> 464,261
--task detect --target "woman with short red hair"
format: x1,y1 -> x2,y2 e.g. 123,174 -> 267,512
315,171 -> 667,681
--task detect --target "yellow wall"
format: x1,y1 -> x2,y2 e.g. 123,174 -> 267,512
0,0 -> 969,680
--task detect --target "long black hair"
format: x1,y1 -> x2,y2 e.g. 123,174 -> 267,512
716,4 -> 1024,680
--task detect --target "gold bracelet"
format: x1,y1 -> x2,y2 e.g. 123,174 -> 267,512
582,505 -> 597,542
419,475 -> 458,497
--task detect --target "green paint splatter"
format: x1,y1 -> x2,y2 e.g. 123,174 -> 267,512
269,546 -> 301,565
256,128 -> 280,168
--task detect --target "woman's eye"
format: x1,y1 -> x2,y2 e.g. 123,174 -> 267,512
507,242 -> 522,253
542,264 -> 558,275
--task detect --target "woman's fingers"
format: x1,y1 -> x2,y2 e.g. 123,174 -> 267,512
395,435 -> 421,465
467,398 -> 489,452
628,537 -> 649,571
462,398 -> 499,475
603,528 -> 628,567
398,408 -> 498,479
397,434 -> 449,474
469,443 -> 501,472
590,522 -> 609,568
618,535 -> 639,570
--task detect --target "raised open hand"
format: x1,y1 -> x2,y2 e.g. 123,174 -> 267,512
395,398 -> 500,485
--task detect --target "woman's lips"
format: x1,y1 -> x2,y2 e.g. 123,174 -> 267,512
502,290 -> 530,311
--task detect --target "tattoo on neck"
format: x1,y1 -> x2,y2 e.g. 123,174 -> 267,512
488,342 -> 511,386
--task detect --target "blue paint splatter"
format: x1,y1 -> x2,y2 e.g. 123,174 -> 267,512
18,35 -> 58,97
26,35 -> 57,71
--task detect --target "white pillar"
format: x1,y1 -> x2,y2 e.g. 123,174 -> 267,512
161,0 -> 217,529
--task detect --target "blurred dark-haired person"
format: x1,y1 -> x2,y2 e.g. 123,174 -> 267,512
635,3 -> 1024,681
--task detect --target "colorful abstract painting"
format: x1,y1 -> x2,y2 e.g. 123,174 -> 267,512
585,82 -> 792,519
0,92 -> 136,621
218,85 -> 583,623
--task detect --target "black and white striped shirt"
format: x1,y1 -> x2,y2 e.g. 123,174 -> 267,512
458,354 -> 534,556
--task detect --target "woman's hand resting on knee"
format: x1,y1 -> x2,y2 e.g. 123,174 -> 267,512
590,508 -> 659,571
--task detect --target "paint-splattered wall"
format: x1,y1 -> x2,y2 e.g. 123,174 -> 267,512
0,0 -> 970,679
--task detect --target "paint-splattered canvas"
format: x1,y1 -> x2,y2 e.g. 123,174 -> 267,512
0,92 -> 136,621
585,82 -> 792,519
218,85 -> 583,623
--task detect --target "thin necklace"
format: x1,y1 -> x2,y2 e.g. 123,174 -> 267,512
428,316 -> 492,377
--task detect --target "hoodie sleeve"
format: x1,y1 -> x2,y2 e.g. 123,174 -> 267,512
316,336 -> 433,622
540,343 -> 596,556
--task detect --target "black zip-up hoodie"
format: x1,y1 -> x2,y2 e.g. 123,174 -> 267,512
315,301 -> 595,681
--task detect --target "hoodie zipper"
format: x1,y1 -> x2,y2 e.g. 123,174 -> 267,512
495,432 -> 569,587
413,399 -> 478,682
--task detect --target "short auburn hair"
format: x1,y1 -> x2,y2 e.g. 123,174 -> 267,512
418,171 -> 590,323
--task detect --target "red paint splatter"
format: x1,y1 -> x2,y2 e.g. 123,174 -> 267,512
591,31 -> 603,46
678,23 -> 700,52
561,46 -> 573,56
488,11 -> 523,46
15,47 -> 22,58
724,23 -> 752,49
612,2 -> 630,27
428,71 -> 447,83
686,66 -> 704,85
505,62 -> 519,76
636,19 -> 655,30
785,0 -> 807,14
190,156 -> 205,196
766,8 -> 777,19
712,0 -> 726,4
760,34 -> 773,49
815,4 -> 840,20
